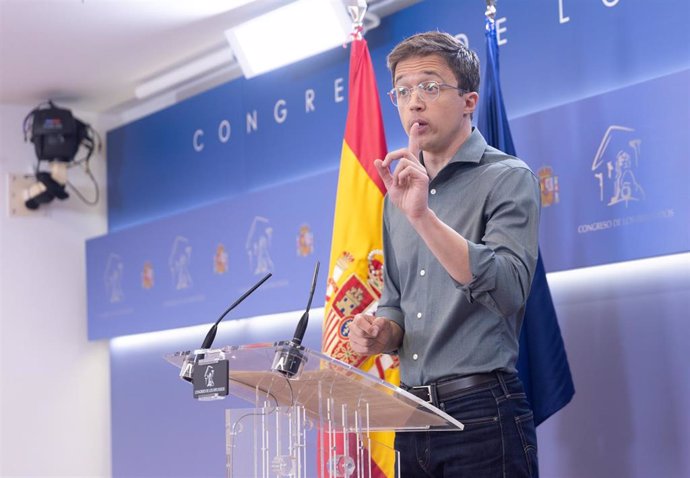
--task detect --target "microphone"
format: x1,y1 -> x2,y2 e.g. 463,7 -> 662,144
179,272 -> 272,382
272,261 -> 320,377
291,260 -> 319,346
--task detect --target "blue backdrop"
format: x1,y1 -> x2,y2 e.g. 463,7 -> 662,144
91,0 -> 690,339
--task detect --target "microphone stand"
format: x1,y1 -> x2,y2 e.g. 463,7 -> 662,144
272,261 -> 320,378
179,272 -> 272,382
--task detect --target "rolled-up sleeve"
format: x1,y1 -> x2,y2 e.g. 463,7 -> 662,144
457,166 -> 540,318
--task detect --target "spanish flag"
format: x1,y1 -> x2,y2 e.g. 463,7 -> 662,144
320,37 -> 399,477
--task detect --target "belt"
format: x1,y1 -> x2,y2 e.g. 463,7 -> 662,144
402,373 -> 497,407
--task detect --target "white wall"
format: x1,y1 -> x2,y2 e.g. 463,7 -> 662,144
0,103 -> 112,477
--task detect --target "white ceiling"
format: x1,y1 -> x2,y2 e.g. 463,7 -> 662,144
0,0 -> 417,114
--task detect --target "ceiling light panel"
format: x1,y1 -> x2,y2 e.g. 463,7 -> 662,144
225,0 -> 353,79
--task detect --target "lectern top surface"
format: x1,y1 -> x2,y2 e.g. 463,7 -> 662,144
165,342 -> 463,432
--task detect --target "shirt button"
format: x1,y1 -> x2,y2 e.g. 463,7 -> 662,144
420,269 -> 426,277
416,312 -> 422,319
412,353 -> 419,361
430,188 -> 437,195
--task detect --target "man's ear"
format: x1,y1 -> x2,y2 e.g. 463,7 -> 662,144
464,91 -> 479,115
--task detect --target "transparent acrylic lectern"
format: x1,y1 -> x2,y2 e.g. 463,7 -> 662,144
166,341 -> 463,478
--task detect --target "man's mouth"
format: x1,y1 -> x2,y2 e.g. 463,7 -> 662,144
414,121 -> 429,133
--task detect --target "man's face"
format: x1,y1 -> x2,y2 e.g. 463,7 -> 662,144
393,54 -> 476,156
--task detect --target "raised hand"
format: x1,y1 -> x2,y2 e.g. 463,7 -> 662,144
374,122 -> 430,220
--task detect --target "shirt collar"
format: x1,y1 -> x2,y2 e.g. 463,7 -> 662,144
448,127 -> 487,165
419,127 -> 488,167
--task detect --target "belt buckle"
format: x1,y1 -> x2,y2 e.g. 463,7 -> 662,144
412,384 -> 438,406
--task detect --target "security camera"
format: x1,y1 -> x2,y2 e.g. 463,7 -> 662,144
22,101 -> 99,210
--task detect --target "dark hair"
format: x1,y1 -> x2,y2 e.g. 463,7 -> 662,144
387,31 -> 480,93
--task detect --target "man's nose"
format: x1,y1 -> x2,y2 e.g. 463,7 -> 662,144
407,89 -> 425,109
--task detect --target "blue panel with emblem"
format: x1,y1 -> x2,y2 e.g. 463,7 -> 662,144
512,69 -> 690,271
87,170 -> 337,339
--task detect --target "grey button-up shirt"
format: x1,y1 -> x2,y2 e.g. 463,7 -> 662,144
376,128 -> 540,386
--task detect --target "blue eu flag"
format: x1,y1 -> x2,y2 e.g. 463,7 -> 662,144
478,18 -> 575,426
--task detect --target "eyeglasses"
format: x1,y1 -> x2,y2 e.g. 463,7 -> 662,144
387,81 -> 466,107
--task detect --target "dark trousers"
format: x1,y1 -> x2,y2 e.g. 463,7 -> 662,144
394,372 -> 538,477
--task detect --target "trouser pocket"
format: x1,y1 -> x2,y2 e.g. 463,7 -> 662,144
515,410 -> 538,477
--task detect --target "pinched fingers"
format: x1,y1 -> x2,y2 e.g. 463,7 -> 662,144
382,147 -> 421,167
350,314 -> 379,338
349,314 -> 387,355
391,157 -> 427,187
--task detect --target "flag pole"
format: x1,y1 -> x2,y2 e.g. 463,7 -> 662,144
319,2 -> 397,476
478,0 -> 575,426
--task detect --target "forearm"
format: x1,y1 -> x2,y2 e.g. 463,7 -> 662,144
409,208 -> 473,285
